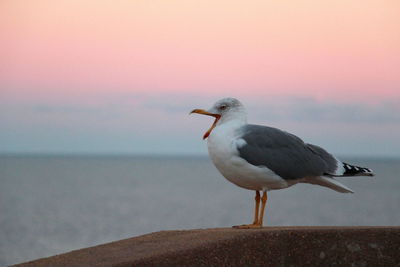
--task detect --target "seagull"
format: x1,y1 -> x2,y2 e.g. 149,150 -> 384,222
190,97 -> 374,229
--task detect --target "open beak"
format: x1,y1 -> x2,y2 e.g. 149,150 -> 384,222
190,109 -> 221,139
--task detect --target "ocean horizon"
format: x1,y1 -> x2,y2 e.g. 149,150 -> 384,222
1,154 -> 399,266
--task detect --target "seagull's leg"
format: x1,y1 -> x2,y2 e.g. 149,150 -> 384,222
233,191 -> 262,229
258,191 -> 268,226
252,191 -> 261,225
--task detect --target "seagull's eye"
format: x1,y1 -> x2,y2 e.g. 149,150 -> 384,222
219,105 -> 227,110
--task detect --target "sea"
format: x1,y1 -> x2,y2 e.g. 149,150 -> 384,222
0,155 -> 399,266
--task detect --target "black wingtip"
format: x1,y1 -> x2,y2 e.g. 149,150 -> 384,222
342,163 -> 375,177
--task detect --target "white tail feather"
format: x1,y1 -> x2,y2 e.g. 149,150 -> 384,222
305,176 -> 354,193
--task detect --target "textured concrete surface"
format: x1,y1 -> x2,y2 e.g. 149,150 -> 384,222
13,226 -> 400,267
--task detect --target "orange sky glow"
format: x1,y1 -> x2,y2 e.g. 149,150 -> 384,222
2,0 -> 399,100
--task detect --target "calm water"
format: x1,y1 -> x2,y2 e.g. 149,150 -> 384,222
0,155 -> 399,266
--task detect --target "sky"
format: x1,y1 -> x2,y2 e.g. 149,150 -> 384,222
1,0 -> 399,157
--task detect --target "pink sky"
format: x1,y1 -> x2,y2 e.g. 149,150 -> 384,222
1,0 -> 400,155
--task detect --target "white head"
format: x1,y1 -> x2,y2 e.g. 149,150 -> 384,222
190,97 -> 247,139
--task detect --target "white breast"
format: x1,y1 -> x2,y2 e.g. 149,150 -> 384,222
207,122 -> 288,191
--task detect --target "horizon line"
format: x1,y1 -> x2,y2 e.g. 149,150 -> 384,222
0,152 -> 399,160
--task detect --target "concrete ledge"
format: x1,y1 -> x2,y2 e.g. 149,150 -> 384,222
13,226 -> 400,266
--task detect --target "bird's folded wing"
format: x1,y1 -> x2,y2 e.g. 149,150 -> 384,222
236,125 -> 338,180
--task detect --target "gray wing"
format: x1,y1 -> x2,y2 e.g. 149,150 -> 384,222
237,125 -> 338,180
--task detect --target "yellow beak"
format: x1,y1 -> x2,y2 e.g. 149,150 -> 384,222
190,109 -> 221,139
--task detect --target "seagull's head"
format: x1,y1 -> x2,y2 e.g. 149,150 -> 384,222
190,97 -> 246,139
